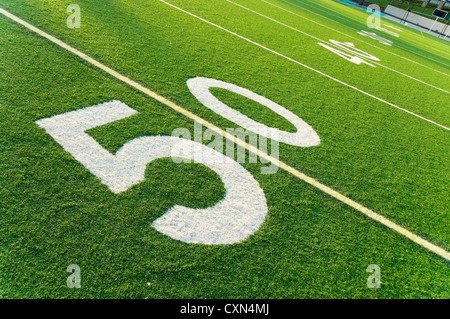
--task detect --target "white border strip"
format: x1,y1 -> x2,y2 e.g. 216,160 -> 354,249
226,0 -> 449,93
299,0 -> 450,60
159,1 -> 450,131
1,6 -> 449,261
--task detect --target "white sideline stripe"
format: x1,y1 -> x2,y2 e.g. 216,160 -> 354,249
225,0 -> 449,93
268,0 -> 450,76
1,6 -> 449,261
159,1 -> 450,131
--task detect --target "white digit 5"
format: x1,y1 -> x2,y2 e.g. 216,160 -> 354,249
36,100 -> 267,245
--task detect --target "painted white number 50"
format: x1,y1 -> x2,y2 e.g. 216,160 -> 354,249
318,40 -> 380,67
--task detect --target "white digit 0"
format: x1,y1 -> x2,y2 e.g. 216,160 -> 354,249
187,77 -> 320,147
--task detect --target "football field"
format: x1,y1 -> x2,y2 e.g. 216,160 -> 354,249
0,0 -> 449,299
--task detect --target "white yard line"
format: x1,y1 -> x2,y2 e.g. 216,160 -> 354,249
275,0 -> 450,67
269,0 -> 450,75
1,5 -> 449,261
299,0 -> 450,60
226,0 -> 449,93
159,1 -> 449,131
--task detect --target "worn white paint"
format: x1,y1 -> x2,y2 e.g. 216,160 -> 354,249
318,42 -> 377,67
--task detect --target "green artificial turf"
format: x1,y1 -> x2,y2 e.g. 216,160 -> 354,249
0,0 -> 448,298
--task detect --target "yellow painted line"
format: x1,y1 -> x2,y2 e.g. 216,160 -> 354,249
1,6 -> 448,261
